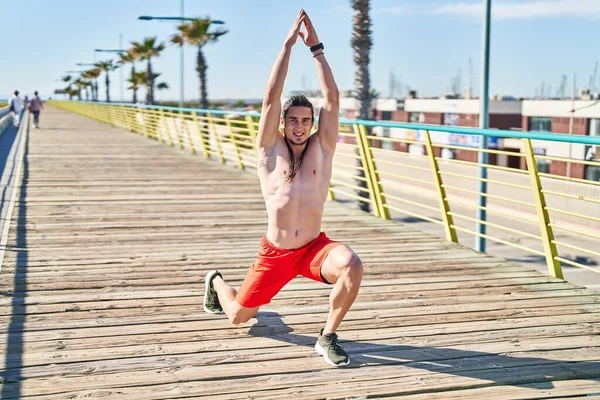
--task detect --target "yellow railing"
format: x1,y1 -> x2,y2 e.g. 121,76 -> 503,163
48,101 -> 600,280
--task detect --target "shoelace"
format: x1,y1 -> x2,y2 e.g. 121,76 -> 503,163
323,333 -> 342,350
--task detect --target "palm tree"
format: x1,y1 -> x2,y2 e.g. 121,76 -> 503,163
127,71 -> 147,104
69,87 -> 80,100
95,60 -> 118,102
351,0 -> 372,212
64,85 -> 76,100
155,81 -> 170,102
131,37 -> 166,105
83,68 -> 101,101
81,80 -> 92,101
171,18 -> 228,109
73,78 -> 88,101
119,50 -> 140,103
136,72 -> 169,103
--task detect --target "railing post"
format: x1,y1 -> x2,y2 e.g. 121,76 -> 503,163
179,110 -> 195,154
159,108 -> 173,146
141,108 -> 151,139
359,125 -> 389,219
102,104 -> 110,123
522,138 -> 563,279
92,103 -> 99,121
121,105 -> 131,131
423,130 -> 458,243
208,113 -> 226,164
133,107 -> 144,136
353,124 -> 381,217
149,108 -> 161,141
327,183 -> 336,201
193,111 -> 210,159
225,116 -> 245,170
245,115 -> 258,149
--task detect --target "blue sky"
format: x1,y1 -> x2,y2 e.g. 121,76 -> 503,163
2,0 -> 599,102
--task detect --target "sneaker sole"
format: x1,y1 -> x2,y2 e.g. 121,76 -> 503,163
315,341 -> 350,367
203,271 -> 224,314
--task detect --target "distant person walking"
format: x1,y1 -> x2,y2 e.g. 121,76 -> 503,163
29,91 -> 44,128
7,90 -> 23,128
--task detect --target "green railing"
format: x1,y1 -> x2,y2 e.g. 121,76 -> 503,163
49,100 -> 600,280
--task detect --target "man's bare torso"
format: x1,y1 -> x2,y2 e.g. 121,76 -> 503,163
258,132 -> 333,249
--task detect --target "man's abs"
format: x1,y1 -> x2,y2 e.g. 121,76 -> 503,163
264,192 -> 325,249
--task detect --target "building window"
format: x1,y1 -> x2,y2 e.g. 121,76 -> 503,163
533,148 -> 551,174
443,113 -> 458,126
529,117 -> 552,132
537,159 -> 551,174
585,119 -> 600,181
441,148 -> 456,159
382,128 -> 393,150
409,112 -> 425,123
590,119 -> 600,136
381,111 -> 392,121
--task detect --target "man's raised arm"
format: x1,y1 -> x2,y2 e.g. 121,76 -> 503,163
300,13 -> 340,154
257,10 -> 306,152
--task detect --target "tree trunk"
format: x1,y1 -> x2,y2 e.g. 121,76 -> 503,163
105,72 -> 111,103
351,0 -> 372,212
197,47 -> 208,109
85,87 -> 89,101
146,61 -> 154,105
131,65 -> 137,104
94,80 -> 99,102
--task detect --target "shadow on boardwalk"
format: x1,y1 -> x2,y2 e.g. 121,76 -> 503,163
248,311 -> 600,392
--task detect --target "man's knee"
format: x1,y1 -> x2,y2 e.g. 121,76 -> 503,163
229,306 -> 258,325
337,249 -> 363,281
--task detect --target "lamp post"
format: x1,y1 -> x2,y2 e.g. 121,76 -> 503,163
95,48 -> 127,102
138,3 -> 225,108
476,0 -> 492,253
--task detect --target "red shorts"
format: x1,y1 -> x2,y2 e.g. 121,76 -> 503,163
236,232 -> 342,308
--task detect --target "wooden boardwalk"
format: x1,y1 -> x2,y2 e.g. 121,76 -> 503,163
0,107 -> 599,399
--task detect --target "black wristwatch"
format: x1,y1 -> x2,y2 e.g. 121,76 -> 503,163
310,43 -> 324,52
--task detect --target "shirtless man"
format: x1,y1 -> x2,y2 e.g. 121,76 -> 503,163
203,9 -> 363,367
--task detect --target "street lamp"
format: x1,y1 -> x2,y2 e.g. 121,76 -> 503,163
138,3 -> 225,108
76,63 -> 96,67
475,0 -> 492,253
96,48 -> 127,102
95,49 -> 126,53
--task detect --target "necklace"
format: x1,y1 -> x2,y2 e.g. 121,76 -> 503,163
284,137 -> 309,182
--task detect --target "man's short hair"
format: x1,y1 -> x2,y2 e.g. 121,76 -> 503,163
282,94 -> 314,122
14,90 -> 19,96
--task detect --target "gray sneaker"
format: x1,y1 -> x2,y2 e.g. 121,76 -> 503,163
315,328 -> 350,367
203,270 -> 223,314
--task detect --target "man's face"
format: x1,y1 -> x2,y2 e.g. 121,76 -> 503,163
282,106 -> 313,146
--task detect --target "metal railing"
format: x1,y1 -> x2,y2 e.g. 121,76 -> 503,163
0,106 -> 13,134
49,100 -> 600,280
